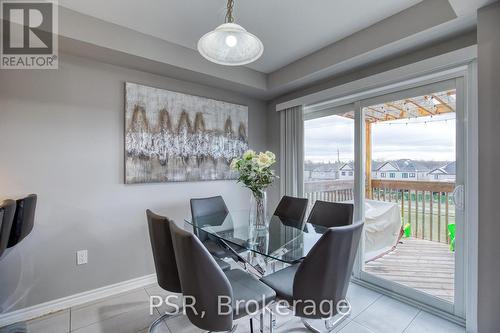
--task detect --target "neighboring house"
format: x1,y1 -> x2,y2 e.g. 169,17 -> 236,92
428,162 -> 456,181
311,164 -> 339,180
310,160 -> 455,182
372,159 -> 430,181
339,162 -> 354,179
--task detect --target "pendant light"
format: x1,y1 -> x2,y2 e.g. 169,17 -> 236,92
197,0 -> 263,66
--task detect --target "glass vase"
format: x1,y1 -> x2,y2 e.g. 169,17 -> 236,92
249,190 -> 267,230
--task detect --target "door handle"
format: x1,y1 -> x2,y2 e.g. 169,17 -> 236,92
452,184 -> 465,211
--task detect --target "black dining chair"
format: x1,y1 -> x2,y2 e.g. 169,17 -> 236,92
0,199 -> 16,258
146,210 -> 183,332
8,194 -> 37,248
190,196 -> 246,259
307,201 -> 354,229
170,221 -> 276,333
146,210 -> 230,332
147,209 -> 230,274
260,222 -> 364,332
273,196 -> 309,230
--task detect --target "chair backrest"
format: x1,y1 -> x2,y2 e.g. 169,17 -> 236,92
146,210 -> 182,293
273,196 -> 309,230
190,196 -> 229,242
306,201 -> 354,229
293,222 -> 364,319
169,221 -> 233,331
0,200 -> 16,257
8,194 -> 37,248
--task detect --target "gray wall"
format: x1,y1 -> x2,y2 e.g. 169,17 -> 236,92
0,54 -> 268,312
477,2 -> 500,332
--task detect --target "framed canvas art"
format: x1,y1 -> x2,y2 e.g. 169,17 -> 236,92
125,82 -> 248,183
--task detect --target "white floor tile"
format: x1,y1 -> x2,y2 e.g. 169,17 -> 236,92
163,314 -> 204,333
403,311 -> 465,333
144,284 -> 183,317
1,282 -> 466,333
71,306 -> 160,333
0,309 -> 70,333
277,317 -> 350,333
136,319 -> 171,333
162,314 -> 257,333
339,321 -> 376,333
346,283 -> 382,318
353,296 -> 419,333
71,288 -> 152,331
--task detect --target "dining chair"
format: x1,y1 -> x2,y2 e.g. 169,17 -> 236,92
273,196 -> 309,230
0,199 -> 16,258
146,210 -> 183,332
307,200 -> 354,229
260,222 -> 364,332
8,194 -> 37,248
169,221 -> 276,333
190,196 -> 246,259
147,209 -> 230,275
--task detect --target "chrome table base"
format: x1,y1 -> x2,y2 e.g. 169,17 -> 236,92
301,313 -> 350,333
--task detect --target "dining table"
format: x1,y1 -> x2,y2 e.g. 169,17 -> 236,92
184,210 -> 328,276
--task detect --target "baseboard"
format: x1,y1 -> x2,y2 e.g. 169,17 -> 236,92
0,274 -> 157,327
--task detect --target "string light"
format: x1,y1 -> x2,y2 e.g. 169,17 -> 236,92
376,117 -> 455,126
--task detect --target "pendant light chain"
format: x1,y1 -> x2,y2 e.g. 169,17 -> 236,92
225,0 -> 235,23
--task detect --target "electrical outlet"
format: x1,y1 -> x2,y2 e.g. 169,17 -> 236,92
77,250 -> 88,265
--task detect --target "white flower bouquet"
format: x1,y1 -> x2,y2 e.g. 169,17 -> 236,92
230,150 -> 277,198
231,150 -> 278,229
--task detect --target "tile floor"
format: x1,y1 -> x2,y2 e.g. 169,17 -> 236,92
0,280 -> 465,333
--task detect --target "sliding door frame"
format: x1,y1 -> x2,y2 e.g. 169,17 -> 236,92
353,77 -> 465,318
300,51 -> 478,330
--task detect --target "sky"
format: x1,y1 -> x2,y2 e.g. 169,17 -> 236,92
304,113 -> 456,163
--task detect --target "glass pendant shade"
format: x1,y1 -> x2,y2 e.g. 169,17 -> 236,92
197,23 -> 263,66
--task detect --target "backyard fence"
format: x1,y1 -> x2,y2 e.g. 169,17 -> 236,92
304,179 -> 456,244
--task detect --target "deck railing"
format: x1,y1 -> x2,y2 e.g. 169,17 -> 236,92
304,179 -> 354,207
304,179 -> 455,244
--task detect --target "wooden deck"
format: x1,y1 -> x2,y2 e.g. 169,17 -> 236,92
364,237 -> 455,302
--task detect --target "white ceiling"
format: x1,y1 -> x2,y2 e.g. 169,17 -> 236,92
59,0 -> 425,73
58,0 -> 495,74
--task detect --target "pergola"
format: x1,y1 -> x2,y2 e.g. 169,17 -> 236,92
340,90 -> 457,197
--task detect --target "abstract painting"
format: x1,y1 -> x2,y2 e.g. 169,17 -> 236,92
125,82 -> 248,183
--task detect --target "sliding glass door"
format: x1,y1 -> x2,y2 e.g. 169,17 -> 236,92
357,79 -> 466,317
303,78 -> 468,318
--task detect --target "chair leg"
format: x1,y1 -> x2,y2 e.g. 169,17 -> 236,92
148,312 -> 182,332
250,317 -> 254,333
260,311 -> 265,333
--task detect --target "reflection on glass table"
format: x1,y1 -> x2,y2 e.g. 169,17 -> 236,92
185,210 -> 324,275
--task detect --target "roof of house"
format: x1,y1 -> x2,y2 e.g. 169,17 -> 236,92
375,159 -> 446,173
371,161 -> 384,171
339,162 -> 354,170
429,161 -> 456,175
310,160 -> 455,174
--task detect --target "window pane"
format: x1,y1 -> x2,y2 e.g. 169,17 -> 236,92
304,112 -> 355,211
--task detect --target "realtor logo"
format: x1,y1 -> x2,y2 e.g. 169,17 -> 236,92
1,0 -> 58,69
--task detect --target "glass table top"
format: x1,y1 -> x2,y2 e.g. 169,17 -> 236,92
184,210 -> 325,264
